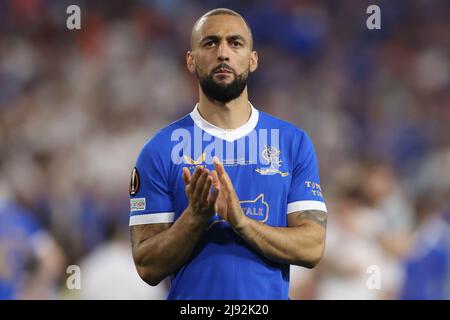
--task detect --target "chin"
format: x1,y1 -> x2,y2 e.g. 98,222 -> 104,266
214,79 -> 233,86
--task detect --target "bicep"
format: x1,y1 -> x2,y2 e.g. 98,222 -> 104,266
287,210 -> 327,267
130,223 -> 172,251
287,210 -> 327,230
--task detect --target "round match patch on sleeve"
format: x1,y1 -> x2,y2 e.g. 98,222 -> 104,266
129,167 -> 140,196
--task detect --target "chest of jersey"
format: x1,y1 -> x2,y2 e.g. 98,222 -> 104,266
170,157 -> 292,229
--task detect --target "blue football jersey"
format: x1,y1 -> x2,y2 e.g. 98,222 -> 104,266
129,103 -> 327,299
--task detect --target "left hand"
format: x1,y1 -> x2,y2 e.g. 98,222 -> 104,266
211,157 -> 246,230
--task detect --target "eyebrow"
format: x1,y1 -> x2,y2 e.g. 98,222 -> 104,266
200,34 -> 247,45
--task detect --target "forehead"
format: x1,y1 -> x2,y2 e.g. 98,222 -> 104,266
193,15 -> 250,43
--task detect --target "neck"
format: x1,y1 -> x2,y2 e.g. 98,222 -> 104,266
197,87 -> 251,129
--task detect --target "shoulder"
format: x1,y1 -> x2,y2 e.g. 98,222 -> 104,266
257,110 -> 311,143
256,110 -> 318,164
139,113 -> 193,156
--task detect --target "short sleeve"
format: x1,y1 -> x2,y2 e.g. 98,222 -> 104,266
129,140 -> 174,226
287,132 -> 327,214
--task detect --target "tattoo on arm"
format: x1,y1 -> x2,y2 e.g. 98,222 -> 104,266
296,210 -> 327,229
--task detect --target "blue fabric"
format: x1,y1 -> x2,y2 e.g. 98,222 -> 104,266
130,107 -> 326,299
0,200 -> 42,299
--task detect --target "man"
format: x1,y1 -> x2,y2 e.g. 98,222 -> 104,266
129,8 -> 327,299
0,196 -> 66,299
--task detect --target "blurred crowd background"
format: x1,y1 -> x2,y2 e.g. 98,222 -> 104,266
0,0 -> 449,299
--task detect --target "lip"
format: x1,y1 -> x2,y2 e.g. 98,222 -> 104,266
214,72 -> 232,76
214,68 -> 232,74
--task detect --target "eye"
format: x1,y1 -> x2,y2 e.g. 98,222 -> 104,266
231,41 -> 242,48
204,41 -> 215,47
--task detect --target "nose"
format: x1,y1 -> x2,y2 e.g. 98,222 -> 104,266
217,41 -> 230,63
217,55 -> 229,62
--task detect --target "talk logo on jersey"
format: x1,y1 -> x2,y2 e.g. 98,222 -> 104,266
206,193 -> 270,230
129,167 -> 140,196
240,194 -> 269,223
255,146 -> 289,177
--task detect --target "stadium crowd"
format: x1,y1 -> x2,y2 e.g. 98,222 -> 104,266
0,0 -> 449,299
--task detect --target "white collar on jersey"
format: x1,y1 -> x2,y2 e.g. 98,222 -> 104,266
190,102 -> 259,142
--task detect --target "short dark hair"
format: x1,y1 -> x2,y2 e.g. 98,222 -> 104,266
191,8 -> 253,50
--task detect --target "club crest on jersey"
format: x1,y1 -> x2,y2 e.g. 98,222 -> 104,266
129,167 -> 140,196
255,146 -> 289,177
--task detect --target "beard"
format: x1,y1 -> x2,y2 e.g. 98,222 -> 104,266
196,64 -> 249,103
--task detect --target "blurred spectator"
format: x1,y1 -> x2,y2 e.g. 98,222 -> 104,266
0,196 -> 66,299
313,162 -> 405,299
400,192 -> 450,299
400,147 -> 450,299
72,221 -> 169,299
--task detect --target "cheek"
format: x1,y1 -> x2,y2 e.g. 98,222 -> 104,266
194,57 -> 213,74
235,54 -> 252,71
236,63 -> 251,75
195,64 -> 210,77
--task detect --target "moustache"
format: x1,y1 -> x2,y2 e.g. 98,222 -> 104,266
212,64 -> 235,74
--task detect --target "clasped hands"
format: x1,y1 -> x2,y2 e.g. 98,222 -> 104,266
182,157 -> 245,230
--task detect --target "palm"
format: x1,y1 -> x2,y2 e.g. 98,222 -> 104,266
211,171 -> 242,226
210,159 -> 245,228
215,184 -> 228,220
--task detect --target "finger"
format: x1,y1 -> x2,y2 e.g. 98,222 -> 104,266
207,172 -> 219,203
200,176 -> 212,202
208,185 -> 220,208
213,157 -> 226,183
193,169 -> 209,200
190,166 -> 204,192
213,156 -> 221,173
210,170 -> 220,189
182,167 -> 191,186
214,160 -> 234,194
213,157 -> 228,181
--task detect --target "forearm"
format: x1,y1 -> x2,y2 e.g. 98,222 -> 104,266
133,209 -> 207,285
234,216 -> 325,268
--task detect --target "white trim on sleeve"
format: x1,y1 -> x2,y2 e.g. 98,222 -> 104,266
287,201 -> 327,214
129,212 -> 175,226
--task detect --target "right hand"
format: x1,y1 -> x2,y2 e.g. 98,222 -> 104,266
182,166 -> 219,221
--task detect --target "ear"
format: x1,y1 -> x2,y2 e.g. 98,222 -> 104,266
186,51 -> 196,74
249,51 -> 258,73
